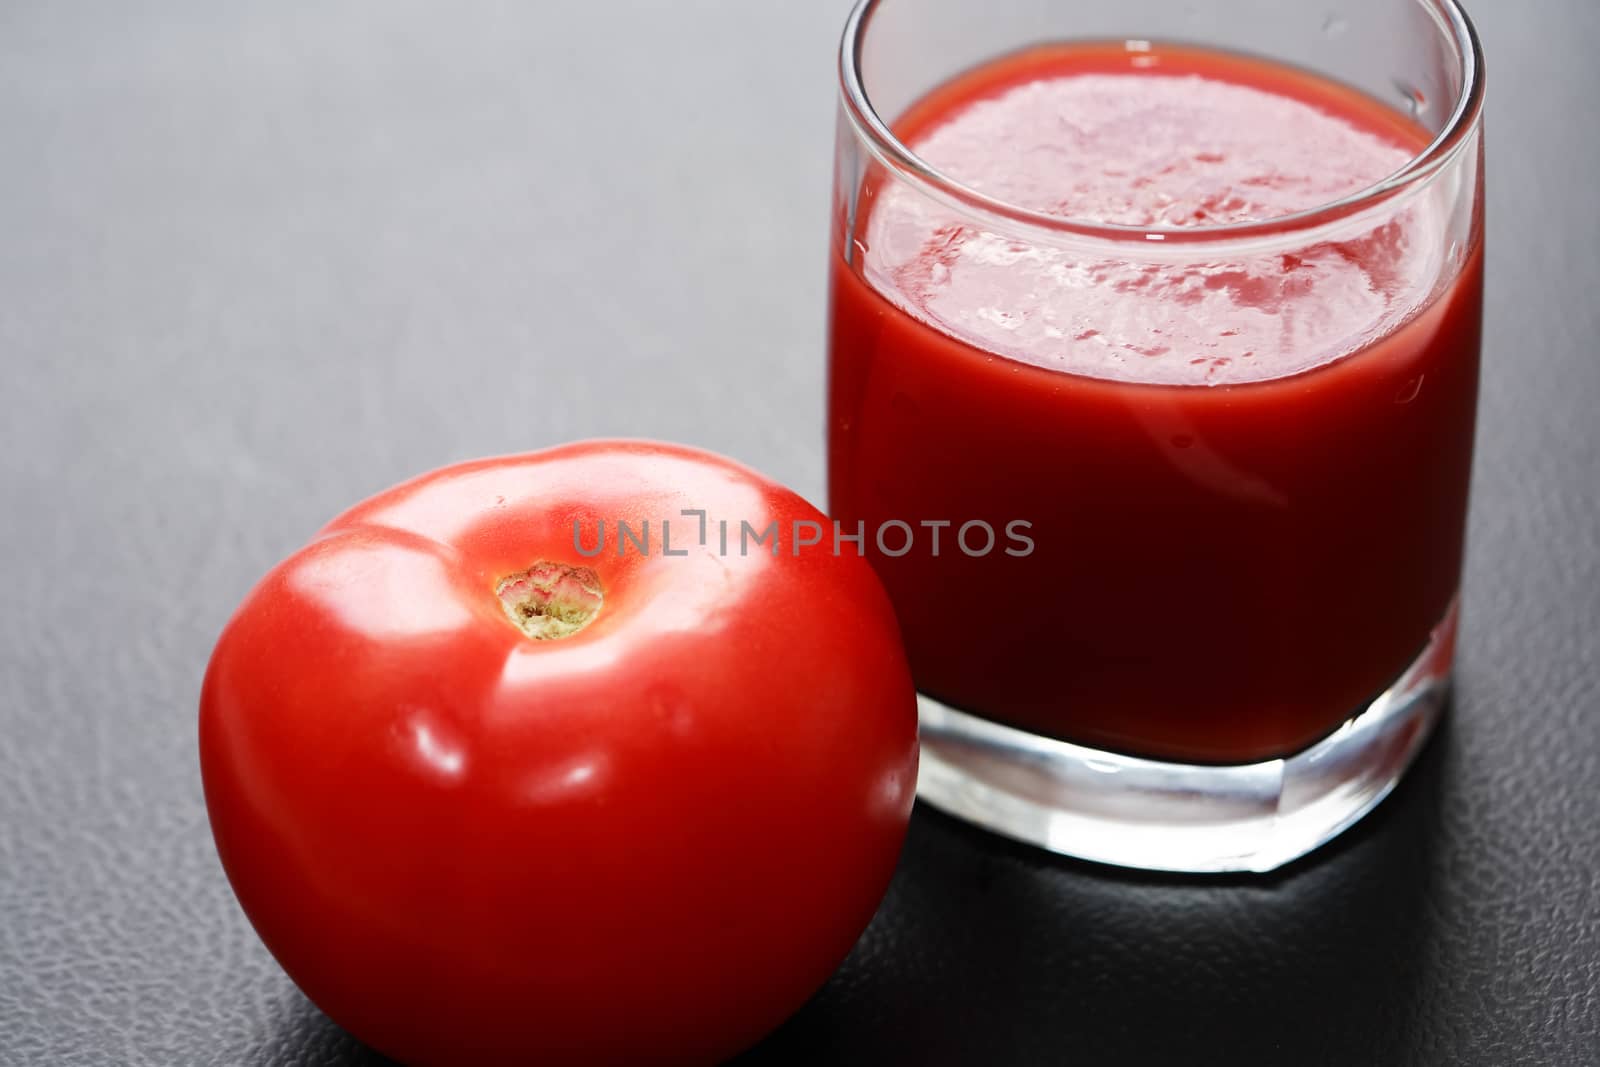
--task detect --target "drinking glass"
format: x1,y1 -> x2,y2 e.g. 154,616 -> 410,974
826,0 -> 1485,872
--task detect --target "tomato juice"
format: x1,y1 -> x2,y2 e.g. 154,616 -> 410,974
828,43 -> 1483,763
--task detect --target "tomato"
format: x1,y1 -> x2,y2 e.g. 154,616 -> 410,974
199,441 -> 918,1066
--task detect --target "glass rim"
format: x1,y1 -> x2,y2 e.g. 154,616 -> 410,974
838,0 -> 1486,245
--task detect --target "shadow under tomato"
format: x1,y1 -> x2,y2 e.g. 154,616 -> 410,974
731,705 -> 1455,1067
260,991 -> 402,1067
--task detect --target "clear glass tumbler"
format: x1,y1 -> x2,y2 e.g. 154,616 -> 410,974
826,0 -> 1485,872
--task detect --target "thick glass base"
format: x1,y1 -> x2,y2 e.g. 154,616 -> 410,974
916,605 -> 1456,873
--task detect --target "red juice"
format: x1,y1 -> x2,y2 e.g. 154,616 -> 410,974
828,43 -> 1483,764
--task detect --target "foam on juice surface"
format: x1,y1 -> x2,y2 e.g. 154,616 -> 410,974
862,52 -> 1441,386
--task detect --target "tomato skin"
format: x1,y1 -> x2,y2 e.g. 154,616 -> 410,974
199,441 -> 918,1067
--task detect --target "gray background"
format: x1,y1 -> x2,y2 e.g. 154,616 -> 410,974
2,1 -> 1597,1064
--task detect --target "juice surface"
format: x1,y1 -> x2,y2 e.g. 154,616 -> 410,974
828,43 -> 1482,762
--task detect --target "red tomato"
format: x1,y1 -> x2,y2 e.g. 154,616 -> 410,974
199,441 -> 918,1066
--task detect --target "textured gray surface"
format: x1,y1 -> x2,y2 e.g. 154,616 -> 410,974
1,1 -> 1598,1064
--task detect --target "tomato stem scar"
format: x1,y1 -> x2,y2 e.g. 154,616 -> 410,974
496,562 -> 603,640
